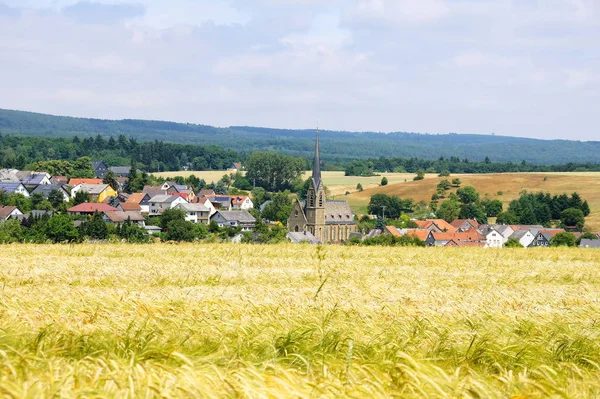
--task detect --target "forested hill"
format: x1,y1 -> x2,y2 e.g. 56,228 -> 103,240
1,108 -> 599,164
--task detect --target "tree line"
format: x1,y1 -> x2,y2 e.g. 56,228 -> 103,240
345,157 -> 600,176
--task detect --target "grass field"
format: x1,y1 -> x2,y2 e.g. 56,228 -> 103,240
2,244 -> 600,397
348,172 -> 600,231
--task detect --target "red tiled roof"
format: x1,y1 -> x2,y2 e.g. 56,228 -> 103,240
385,226 -> 402,237
232,196 -> 248,205
126,193 -> 149,204
119,202 -> 142,211
450,219 -> 480,229
69,178 -> 102,185
68,203 -> 118,213
404,229 -> 431,241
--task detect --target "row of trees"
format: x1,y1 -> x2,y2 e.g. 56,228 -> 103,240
497,192 -> 589,230
345,157 -> 600,176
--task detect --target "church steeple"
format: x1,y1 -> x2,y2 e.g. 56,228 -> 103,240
312,129 -> 321,189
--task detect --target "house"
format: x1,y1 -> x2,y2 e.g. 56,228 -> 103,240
171,190 -> 196,202
109,166 -> 132,177
211,210 -> 256,231
198,197 -> 217,216
508,229 -> 537,248
0,182 -> 30,197
18,172 -> 52,185
31,184 -> 71,202
198,189 -> 215,197
529,229 -> 566,247
414,219 -> 457,233
286,231 -> 321,245
479,225 -> 515,248
92,161 -> 109,179
143,185 -> 168,198
51,176 -> 69,185
0,169 -> 19,182
207,195 -> 233,211
117,202 -> 142,212
174,203 -> 211,224
446,240 -> 487,248
227,163 -> 242,173
231,196 -> 253,210
429,230 -> 486,247
69,178 -> 103,186
103,210 -> 146,226
67,202 -> 118,216
126,193 -> 151,213
0,206 -> 23,222
148,195 -> 188,216
71,184 -> 117,203
384,226 -> 432,243
450,219 -> 480,232
580,239 -> 600,249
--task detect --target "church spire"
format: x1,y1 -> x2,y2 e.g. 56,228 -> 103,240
312,128 -> 321,188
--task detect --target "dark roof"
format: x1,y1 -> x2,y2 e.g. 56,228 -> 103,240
580,239 -> 600,248
20,173 -> 48,185
31,184 -> 68,196
214,210 -> 256,223
109,166 -> 132,175
324,201 -> 355,225
0,182 -> 26,193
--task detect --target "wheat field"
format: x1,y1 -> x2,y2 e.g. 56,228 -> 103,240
2,244 -> 600,398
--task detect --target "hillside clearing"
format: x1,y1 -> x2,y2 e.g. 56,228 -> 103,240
1,244 -> 600,397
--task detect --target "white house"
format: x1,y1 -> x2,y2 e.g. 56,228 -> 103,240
198,197 -> 217,216
148,195 -> 188,216
231,196 -> 254,210
175,203 -> 211,224
480,225 -> 514,248
508,229 -> 537,248
18,172 -> 52,185
0,182 -> 30,198
0,206 -> 23,222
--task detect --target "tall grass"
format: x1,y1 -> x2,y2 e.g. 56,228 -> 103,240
1,244 -> 600,397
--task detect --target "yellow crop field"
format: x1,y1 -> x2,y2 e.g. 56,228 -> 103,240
2,244 -> 600,398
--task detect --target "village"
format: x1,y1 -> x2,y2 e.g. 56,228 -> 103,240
1,141 -> 598,248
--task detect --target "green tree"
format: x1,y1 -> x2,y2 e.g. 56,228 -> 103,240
73,190 -> 89,206
160,208 -> 187,229
436,200 -> 460,223
71,157 -> 95,178
483,199 -> 503,217
261,191 -> 293,223
380,177 -> 388,186
47,189 -> 65,209
118,220 -> 151,243
413,169 -> 425,181
457,186 -> 479,205
356,183 -> 363,192
251,187 -> 268,208
438,170 -> 450,177
560,208 -> 585,231
496,211 -> 519,225
82,211 -> 109,240
437,180 -> 452,191
504,238 -> 524,248
452,178 -> 462,187
245,152 -> 306,192
165,219 -> 197,242
550,232 -> 577,247
0,219 -> 23,243
44,215 -> 79,243
102,170 -> 120,191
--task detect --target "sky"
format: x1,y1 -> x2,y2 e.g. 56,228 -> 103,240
0,0 -> 599,140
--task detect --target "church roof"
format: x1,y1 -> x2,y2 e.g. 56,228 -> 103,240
324,201 -> 355,225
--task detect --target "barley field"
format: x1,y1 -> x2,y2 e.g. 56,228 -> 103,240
2,244 -> 600,398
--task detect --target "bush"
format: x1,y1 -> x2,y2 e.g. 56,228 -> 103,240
504,238 -> 523,248
550,232 -> 577,247
381,177 -> 388,186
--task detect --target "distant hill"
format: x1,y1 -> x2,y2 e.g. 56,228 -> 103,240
1,108 -> 599,164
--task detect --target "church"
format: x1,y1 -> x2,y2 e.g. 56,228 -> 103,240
287,132 -> 357,243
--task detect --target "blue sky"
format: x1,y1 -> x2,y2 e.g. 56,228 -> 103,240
0,0 -> 598,140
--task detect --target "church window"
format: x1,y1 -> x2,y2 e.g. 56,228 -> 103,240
308,193 -> 315,207
319,193 -> 323,207
295,209 -> 299,216
295,226 -> 299,232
